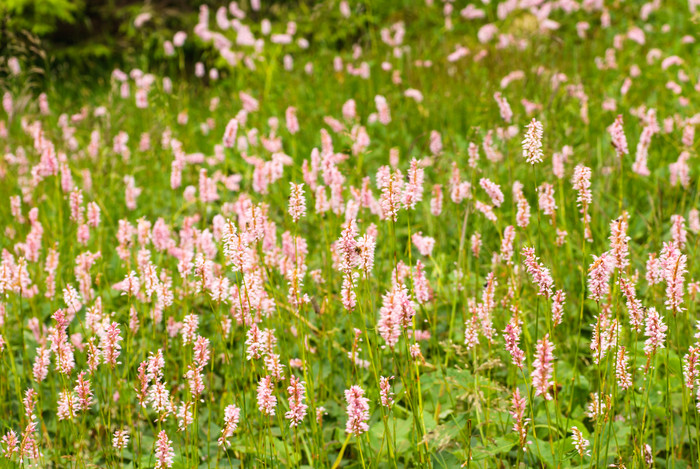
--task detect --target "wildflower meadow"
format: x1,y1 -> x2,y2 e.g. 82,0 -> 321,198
0,0 -> 699,467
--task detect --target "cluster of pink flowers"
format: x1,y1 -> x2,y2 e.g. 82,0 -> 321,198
587,252 -> 614,302
288,183 -> 306,222
155,430 -> 175,469
522,118 -> 544,164
531,334 -> 555,400
257,375 -> 277,416
377,283 -> 416,348
379,376 -> 394,407
510,388 -> 528,448
285,376 -> 308,427
218,404 -> 241,447
607,114 -> 628,158
521,247 -> 554,298
344,385 -> 370,436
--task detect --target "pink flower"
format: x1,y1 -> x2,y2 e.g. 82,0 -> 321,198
239,92 -> 259,112
464,310 -> 479,350
608,213 -> 630,269
551,290 -> 566,327
288,183 -> 306,222
375,95 -> 391,125
57,390 -> 78,420
19,421 -> 40,462
494,92 -> 513,123
69,189 -> 84,222
182,314 -> 200,346
23,389 -> 37,420
538,183 -> 557,218
588,389 -> 612,419
615,347 -> 632,390
113,430 -> 129,450
522,247 -> 554,298
285,107 -> 299,134
531,334 -> 555,400
119,271 -> 141,297
124,175 -> 141,210
257,375 -> 277,416
185,364 -> 205,399
403,158 -> 425,208
683,346 -> 699,391
646,253 -> 663,286
344,385 -> 370,436
377,283 -> 415,348
587,253 -> 614,302
644,307 -> 667,366
412,232 -> 435,256
154,430 -> 175,469
689,209 -> 700,234
572,165 -> 593,241
32,346 -> 50,382
471,233 -> 482,258
468,142 -> 480,168
430,184 -> 443,216
218,404 -> 241,447
357,234 -> 376,274
552,146 -> 570,179
223,118 -> 238,148
285,376 -> 307,427
74,371 -> 93,411
522,118 -> 544,164
340,272 -> 359,312
633,125 -> 654,176
2,430 -> 19,459
477,23 -> 498,43
510,388 -> 528,447
590,313 -> 619,365
479,272 -> 497,341
449,162 -> 472,202
148,381 -> 173,417
410,343 -> 423,361
99,322 -> 123,368
670,214 -> 687,249
379,376 -> 394,407
503,317 -> 525,369
571,426 -> 590,458
516,190 -> 531,228
608,114 -> 628,158
479,178 -> 504,207
429,131 -> 442,156
475,201 -> 497,223
63,284 -> 82,313
377,166 -> 403,221
413,260 -> 431,304
176,402 -> 194,432
265,353 -> 285,381
664,246 -> 686,313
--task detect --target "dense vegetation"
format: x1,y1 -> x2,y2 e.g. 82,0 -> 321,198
0,0 -> 699,467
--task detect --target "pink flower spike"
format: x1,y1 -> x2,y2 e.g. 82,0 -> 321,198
288,183 -> 306,222
531,334 -> 555,400
344,385 -> 370,436
154,430 -> 175,469
522,118 -> 544,164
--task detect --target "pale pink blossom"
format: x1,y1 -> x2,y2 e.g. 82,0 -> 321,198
522,118 -> 544,164
154,430 -> 174,469
531,334 -> 554,400
345,385 -> 370,436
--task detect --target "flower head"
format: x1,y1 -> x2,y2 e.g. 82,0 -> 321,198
522,118 -> 544,164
